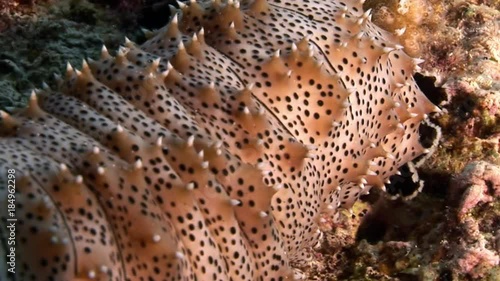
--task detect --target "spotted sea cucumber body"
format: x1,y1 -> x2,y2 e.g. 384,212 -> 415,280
0,0 -> 440,280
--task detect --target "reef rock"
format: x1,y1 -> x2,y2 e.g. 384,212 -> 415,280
451,160 -> 500,219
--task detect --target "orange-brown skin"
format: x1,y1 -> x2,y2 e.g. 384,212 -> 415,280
0,0 -> 440,280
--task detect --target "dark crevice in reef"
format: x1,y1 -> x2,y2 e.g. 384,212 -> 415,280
84,0 -> 176,30
418,170 -> 451,198
413,73 -> 447,106
356,168 -> 452,244
438,268 -> 454,281
393,273 -> 420,281
451,94 -> 478,121
356,216 -> 387,244
356,200 -> 419,244
137,0 -> 177,30
356,189 -> 389,244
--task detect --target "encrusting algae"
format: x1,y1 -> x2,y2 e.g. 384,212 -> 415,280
0,0 -> 441,280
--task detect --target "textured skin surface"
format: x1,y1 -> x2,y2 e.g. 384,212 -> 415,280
0,0 -> 440,280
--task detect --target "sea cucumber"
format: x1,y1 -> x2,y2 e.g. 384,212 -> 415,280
0,0 -> 440,280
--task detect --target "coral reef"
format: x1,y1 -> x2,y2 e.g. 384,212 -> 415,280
303,161 -> 500,280
0,0 -> 440,280
449,162 -> 499,279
